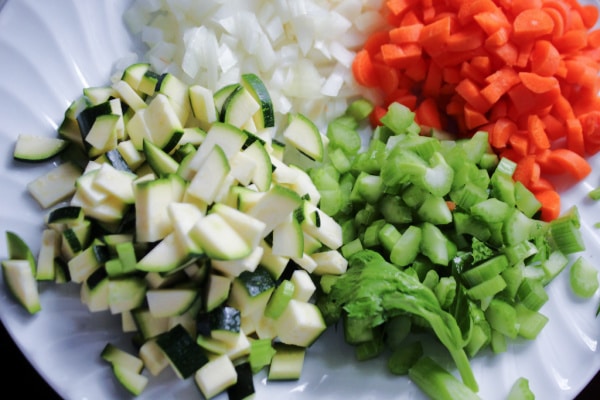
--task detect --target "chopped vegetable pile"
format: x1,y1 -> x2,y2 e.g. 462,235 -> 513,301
122,0 -> 386,131
2,0 -> 600,399
312,101 -> 587,397
352,0 -> 600,221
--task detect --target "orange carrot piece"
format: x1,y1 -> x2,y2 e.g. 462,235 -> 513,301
386,0 -> 418,16
518,72 -> 559,94
363,31 -> 390,55
445,24 -> 485,52
374,63 -> 401,96
547,148 -> 592,181
481,67 -> 520,105
579,110 -> 600,151
422,61 -> 443,98
535,189 -> 561,222
588,29 -> 600,48
352,49 -> 380,87
463,104 -> 488,129
512,9 -> 555,42
509,132 -> 530,157
529,177 -> 555,193
553,29 -> 588,53
389,23 -> 424,44
419,15 -> 453,54
541,6 -> 566,39
455,78 -> 491,113
566,118 -> 585,156
490,117 -> 517,148
541,113 -> 564,141
415,97 -> 443,129
484,26 -> 511,48
529,40 -> 560,76
512,155 -> 538,186
457,0 -> 499,25
370,105 -> 387,127
552,95 -> 576,120
580,4 -> 599,29
527,114 -> 550,150
490,41 -> 519,66
510,0 -> 543,15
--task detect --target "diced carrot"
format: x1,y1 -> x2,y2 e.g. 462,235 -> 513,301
527,114 -> 550,150
490,117 -> 517,148
374,63 -> 400,96
535,189 -> 561,222
529,177 -> 555,193
541,6 -> 566,39
456,78 -> 492,113
490,42 -> 519,66
588,29 -> 600,48
389,23 -> 424,44
579,110 -> 600,150
516,41 -> 534,68
553,29 -> 588,53
541,114 -> 564,141
580,5 -> 599,29
446,200 -> 457,212
512,155 -> 538,186
566,118 -> 585,156
404,57 -> 429,82
445,24 -> 485,52
457,0 -> 499,25
518,72 -> 559,94
512,9 -> 555,42
472,10 -> 510,35
415,98 -> 443,129
363,31 -> 390,56
352,49 -> 379,87
370,105 -> 387,127
508,131 -> 530,157
510,0 -> 542,15
419,15 -> 453,54
529,40 -> 560,76
547,148 -> 592,180
463,104 -> 488,129
386,0 -> 418,16
422,61 -> 443,98
352,0 -> 600,220
480,67 -> 520,105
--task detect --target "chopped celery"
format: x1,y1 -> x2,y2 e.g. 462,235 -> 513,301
506,377 -> 535,400
569,256 -> 599,298
388,341 -> 423,375
311,100 -> 587,397
408,357 -> 481,400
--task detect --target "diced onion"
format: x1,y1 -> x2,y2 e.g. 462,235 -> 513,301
123,0 -> 385,132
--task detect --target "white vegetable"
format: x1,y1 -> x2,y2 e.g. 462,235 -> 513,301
123,0 -> 385,132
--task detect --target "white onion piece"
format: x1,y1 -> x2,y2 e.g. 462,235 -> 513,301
124,0 -> 386,132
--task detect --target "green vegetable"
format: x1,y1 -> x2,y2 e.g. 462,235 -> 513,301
312,101 -> 589,395
506,377 -> 535,400
569,256 -> 599,299
408,356 -> 481,400
318,250 -> 478,391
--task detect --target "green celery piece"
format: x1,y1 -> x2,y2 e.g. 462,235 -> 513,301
506,377 -> 535,400
380,102 -> 416,135
388,341 -> 423,375
420,152 -> 454,197
408,356 -> 481,400
319,250 -> 478,391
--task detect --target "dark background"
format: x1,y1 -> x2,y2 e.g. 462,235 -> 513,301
1,321 -> 598,399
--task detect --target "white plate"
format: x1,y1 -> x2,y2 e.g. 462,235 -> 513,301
1,1 -> 600,399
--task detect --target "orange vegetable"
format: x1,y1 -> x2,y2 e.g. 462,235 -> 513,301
352,0 -> 600,220
535,189 -> 561,221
